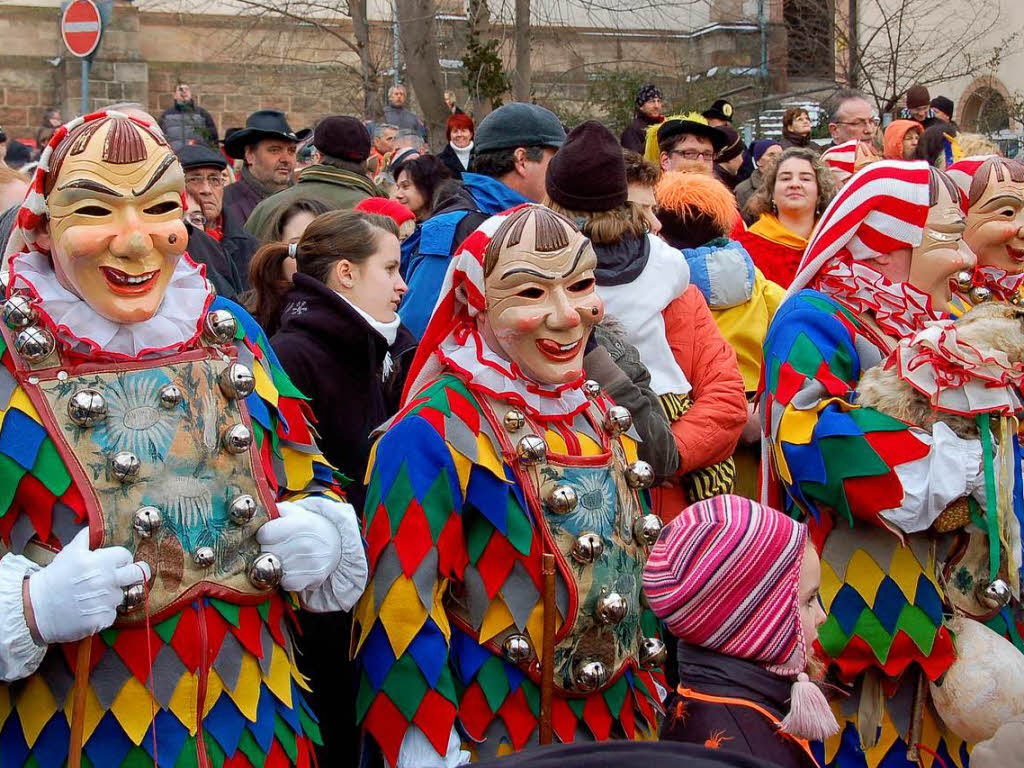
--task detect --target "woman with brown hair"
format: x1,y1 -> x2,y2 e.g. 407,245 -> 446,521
241,196 -> 329,335
739,146 -> 835,287
268,208 -> 416,764
778,106 -> 818,153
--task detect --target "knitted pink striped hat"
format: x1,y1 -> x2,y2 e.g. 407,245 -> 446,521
642,494 -> 808,676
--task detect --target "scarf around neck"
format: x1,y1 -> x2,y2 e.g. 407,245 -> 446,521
240,164 -> 284,200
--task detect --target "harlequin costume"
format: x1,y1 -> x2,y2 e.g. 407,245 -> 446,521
0,111 -> 367,767
760,160 -> 1023,768
353,205 -> 667,766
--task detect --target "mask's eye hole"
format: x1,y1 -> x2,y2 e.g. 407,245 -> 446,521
73,205 -> 110,217
144,201 -> 181,215
517,287 -> 544,299
568,278 -> 595,293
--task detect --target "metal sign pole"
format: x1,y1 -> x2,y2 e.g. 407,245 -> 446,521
81,57 -> 90,114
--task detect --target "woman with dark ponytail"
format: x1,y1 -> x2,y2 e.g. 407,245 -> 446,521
269,208 -> 416,765
242,197 -> 330,335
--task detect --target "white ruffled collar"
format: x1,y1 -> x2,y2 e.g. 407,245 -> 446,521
9,250 -> 213,360
437,322 -> 589,421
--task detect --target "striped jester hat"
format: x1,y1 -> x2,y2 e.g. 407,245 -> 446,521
785,159 -> 945,298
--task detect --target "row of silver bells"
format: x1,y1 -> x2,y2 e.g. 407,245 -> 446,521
500,634 -> 667,691
978,578 -> 1011,610
954,270 -> 1022,305
7,305 -> 242,364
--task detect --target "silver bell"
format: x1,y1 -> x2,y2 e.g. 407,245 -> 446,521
516,435 -> 547,465
132,506 -> 162,538
571,532 -> 604,564
111,451 -> 141,483
545,485 -> 579,514
955,270 -> 974,293
158,384 -> 183,409
970,285 -> 992,304
193,546 -> 216,568
15,326 -> 55,363
68,388 -> 108,427
582,379 -> 602,400
604,406 -> 632,435
502,633 -> 533,664
228,494 -> 259,525
503,409 -> 526,432
218,363 -> 256,400
624,460 -> 655,489
2,294 -> 36,329
203,309 -> 238,344
249,552 -> 283,590
222,424 -> 253,454
639,637 -> 668,668
634,514 -> 664,547
977,578 -> 1012,610
573,659 -> 608,692
595,591 -> 628,625
118,583 -> 146,614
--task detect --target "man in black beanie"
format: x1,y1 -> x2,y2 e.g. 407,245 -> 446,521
713,125 -> 746,191
621,83 -> 665,154
243,115 -> 383,241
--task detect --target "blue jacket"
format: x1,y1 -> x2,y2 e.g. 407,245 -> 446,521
398,173 -> 529,339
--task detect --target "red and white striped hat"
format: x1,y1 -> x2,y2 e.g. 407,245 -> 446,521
819,139 -> 859,176
786,159 -> 937,297
946,155 -> 999,199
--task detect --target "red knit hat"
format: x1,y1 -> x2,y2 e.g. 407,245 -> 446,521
355,197 -> 415,227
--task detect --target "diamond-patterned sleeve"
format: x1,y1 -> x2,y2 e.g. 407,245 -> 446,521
352,407 -> 467,767
761,290 -> 931,529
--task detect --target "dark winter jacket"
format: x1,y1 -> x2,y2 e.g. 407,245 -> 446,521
715,164 -> 742,191
777,129 -> 819,154
185,222 -> 243,300
620,113 -> 664,154
270,273 -> 416,510
735,169 -> 764,223
384,105 -> 427,139
661,644 -> 820,768
158,101 -> 219,153
399,173 -> 529,338
587,320 -> 679,483
222,166 -> 278,231
437,143 -> 470,178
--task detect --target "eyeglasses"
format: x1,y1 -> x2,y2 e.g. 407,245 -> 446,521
669,149 -> 713,161
835,118 -> 880,129
185,174 -> 224,188
185,211 -> 207,228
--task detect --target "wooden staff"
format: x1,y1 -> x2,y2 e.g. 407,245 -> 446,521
906,668 -> 927,764
68,638 -> 92,768
539,552 -> 556,745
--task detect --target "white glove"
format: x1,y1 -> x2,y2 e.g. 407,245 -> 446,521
257,500 -> 343,592
27,529 -> 151,645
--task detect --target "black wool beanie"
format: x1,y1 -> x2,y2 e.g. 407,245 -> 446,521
545,120 -> 627,212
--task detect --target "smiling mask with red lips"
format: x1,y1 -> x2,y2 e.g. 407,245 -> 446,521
962,159 -> 1024,274
40,117 -> 188,324
479,207 -> 603,386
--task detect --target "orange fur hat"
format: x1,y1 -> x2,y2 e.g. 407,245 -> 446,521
655,171 -> 739,248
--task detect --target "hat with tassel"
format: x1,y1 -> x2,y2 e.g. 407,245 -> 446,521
642,494 -> 840,741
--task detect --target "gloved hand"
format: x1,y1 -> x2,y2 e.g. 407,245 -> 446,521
256,500 -> 343,592
27,528 -> 151,645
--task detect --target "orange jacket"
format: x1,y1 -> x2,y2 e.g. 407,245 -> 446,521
664,285 -> 747,473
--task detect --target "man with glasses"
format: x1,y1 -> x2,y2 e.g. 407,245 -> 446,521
654,112 -> 727,174
827,88 -> 880,146
178,144 -> 261,290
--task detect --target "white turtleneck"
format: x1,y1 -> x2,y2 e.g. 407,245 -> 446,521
336,292 -> 401,378
451,141 -> 473,170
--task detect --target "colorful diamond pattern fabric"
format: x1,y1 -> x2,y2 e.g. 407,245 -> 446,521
354,375 -> 663,764
0,300 -> 336,767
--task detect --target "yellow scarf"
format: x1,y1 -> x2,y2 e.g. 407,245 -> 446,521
748,214 -> 809,250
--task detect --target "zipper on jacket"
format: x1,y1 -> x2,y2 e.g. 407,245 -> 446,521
195,601 -> 212,768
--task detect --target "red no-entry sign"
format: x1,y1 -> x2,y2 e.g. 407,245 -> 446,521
61,0 -> 102,58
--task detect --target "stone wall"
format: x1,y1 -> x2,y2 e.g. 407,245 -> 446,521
0,0 -> 766,146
